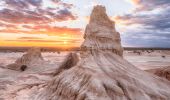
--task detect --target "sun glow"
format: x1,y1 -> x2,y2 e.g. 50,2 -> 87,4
125,0 -> 140,5
0,32 -> 83,48
0,0 -> 135,48
63,41 -> 68,44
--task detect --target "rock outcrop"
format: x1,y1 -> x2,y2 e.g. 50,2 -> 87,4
14,5 -> 170,100
53,52 -> 80,76
147,66 -> 170,81
6,47 -> 44,71
81,6 -> 123,56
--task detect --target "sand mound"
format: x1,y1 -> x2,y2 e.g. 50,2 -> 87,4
147,67 -> 170,81
6,47 -> 44,71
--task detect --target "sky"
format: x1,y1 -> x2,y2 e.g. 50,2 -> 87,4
0,0 -> 170,48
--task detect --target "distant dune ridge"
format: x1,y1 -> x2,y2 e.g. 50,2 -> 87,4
19,5 -> 170,100
6,47 -> 44,71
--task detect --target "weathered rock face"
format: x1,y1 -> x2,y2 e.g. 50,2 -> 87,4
81,5 -> 123,56
16,5 -> 170,100
147,67 -> 170,81
6,47 -> 44,71
53,52 -> 80,76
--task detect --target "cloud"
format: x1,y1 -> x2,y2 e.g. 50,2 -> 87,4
18,37 -> 43,40
0,0 -> 77,25
0,0 -> 80,46
51,0 -> 73,9
4,0 -> 42,9
56,8 -> 77,21
6,36 -> 82,44
115,0 -> 170,47
22,25 -> 82,35
7,39 -> 57,43
0,25 -> 82,36
0,21 -> 18,29
51,0 -> 60,4
0,8 -> 50,24
135,0 -> 170,11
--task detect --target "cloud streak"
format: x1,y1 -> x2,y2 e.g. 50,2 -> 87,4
6,39 -> 81,43
4,0 -> 42,9
0,25 -> 82,36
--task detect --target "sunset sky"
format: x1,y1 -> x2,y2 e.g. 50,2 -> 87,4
0,0 -> 170,48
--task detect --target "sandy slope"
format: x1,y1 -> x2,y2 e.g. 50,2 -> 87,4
124,50 -> 170,70
0,52 -> 69,99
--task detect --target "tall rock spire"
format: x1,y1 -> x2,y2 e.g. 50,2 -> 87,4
81,5 -> 123,56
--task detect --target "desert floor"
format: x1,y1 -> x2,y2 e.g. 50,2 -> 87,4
0,50 -> 170,70
0,50 -> 170,99
124,50 -> 170,70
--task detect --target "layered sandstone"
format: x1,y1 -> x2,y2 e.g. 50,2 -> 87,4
147,66 -> 170,81
81,6 -> 123,56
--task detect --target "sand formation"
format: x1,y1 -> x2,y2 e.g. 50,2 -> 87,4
147,67 -> 170,81
53,52 -> 80,76
23,6 -> 170,100
81,5 -> 123,57
154,67 -> 170,81
6,47 -> 44,71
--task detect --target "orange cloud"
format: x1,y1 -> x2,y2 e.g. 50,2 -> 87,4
0,26 -> 83,48
0,0 -> 81,48
0,25 -> 82,35
0,38 -> 83,48
18,37 -> 43,40
126,0 -> 141,5
131,0 -> 141,4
